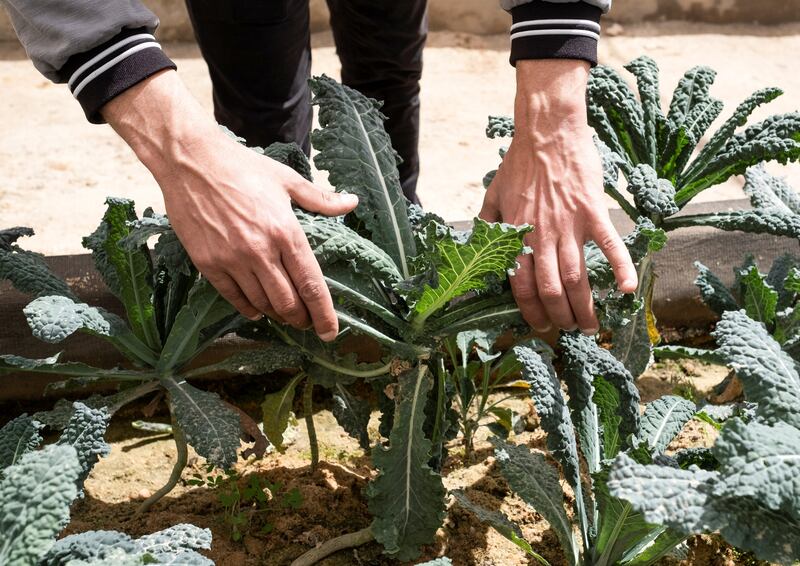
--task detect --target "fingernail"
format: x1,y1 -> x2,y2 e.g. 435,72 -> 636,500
248,313 -> 264,321
320,330 -> 338,342
342,194 -> 358,205
533,324 -> 552,333
583,327 -> 599,336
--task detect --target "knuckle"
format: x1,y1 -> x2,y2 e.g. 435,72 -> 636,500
298,279 -> 325,302
539,285 -> 564,302
253,298 -> 272,313
241,237 -> 270,256
275,298 -> 303,319
597,232 -> 621,252
561,270 -> 583,288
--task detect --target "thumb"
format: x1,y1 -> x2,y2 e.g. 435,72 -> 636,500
478,197 -> 501,223
290,183 -> 359,216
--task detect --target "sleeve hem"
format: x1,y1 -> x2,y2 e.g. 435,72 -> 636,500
508,1 -> 602,67
75,48 -> 177,124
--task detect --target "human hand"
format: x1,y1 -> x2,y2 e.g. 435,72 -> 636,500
103,71 -> 357,341
480,60 -> 637,335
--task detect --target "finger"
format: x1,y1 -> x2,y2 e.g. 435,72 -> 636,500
535,239 -> 577,331
509,253 -> 551,332
233,271 -> 283,322
282,238 -> 339,342
592,216 -> 638,293
559,238 -> 599,335
289,181 -> 359,217
255,263 -> 312,331
204,271 -> 262,321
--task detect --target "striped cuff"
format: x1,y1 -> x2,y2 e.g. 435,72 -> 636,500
508,1 -> 603,67
58,27 -> 177,124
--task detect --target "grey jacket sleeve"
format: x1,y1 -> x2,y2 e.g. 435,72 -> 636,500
1,0 -> 176,122
499,0 -> 611,66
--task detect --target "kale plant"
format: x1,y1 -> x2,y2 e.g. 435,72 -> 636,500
0,74 -> 654,563
455,335 -> 703,565
0,206 -> 291,512
608,309 -> 800,564
0,402 -> 213,565
486,56 -> 800,378
441,330 -> 532,463
655,166 -> 800,364
656,251 -> 800,364
229,76 -> 666,562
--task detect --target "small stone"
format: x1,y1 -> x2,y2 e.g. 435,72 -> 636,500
137,488 -> 151,499
605,22 -> 625,36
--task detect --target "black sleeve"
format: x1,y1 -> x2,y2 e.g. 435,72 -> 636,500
508,1 -> 603,67
56,27 -> 177,124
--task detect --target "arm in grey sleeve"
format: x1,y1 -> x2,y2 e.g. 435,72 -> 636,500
1,0 -> 176,122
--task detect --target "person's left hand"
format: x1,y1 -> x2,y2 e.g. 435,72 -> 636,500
480,59 -> 638,335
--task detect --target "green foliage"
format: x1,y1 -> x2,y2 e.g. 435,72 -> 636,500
310,75 -> 417,278
0,403 -> 210,565
187,465 -> 302,542
0,227 -> 76,300
586,56 -> 800,204
608,309 -> 800,564
408,220 -> 531,329
82,197 -> 161,351
442,333 -> 531,463
458,338 -> 693,565
42,524 -> 213,565
367,365 -> 447,561
0,197 -> 285,509
261,373 -> 305,451
582,57 -> 800,377
0,445 -> 80,565
0,414 -> 43,471
664,255 -> 800,366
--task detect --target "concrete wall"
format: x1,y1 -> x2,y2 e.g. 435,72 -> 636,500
2,0 -> 799,44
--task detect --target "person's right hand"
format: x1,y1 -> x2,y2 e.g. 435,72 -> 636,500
102,70 -> 357,341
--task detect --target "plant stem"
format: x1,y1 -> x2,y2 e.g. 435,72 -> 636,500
107,380 -> 161,414
324,276 -> 407,330
271,326 -> 393,379
290,527 -> 374,566
137,420 -> 188,514
429,357 -> 447,449
661,213 -> 719,231
605,184 -> 640,220
303,380 -> 319,472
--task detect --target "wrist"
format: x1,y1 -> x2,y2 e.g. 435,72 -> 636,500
514,59 -> 590,137
102,70 -> 221,185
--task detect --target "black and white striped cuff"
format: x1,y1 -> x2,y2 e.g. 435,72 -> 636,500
58,27 -> 177,124
508,1 -> 603,67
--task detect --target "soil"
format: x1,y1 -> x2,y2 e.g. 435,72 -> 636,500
2,23 -> 800,254
61,360 -> 750,566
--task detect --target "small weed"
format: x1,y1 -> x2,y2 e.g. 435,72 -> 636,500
187,464 -> 303,541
